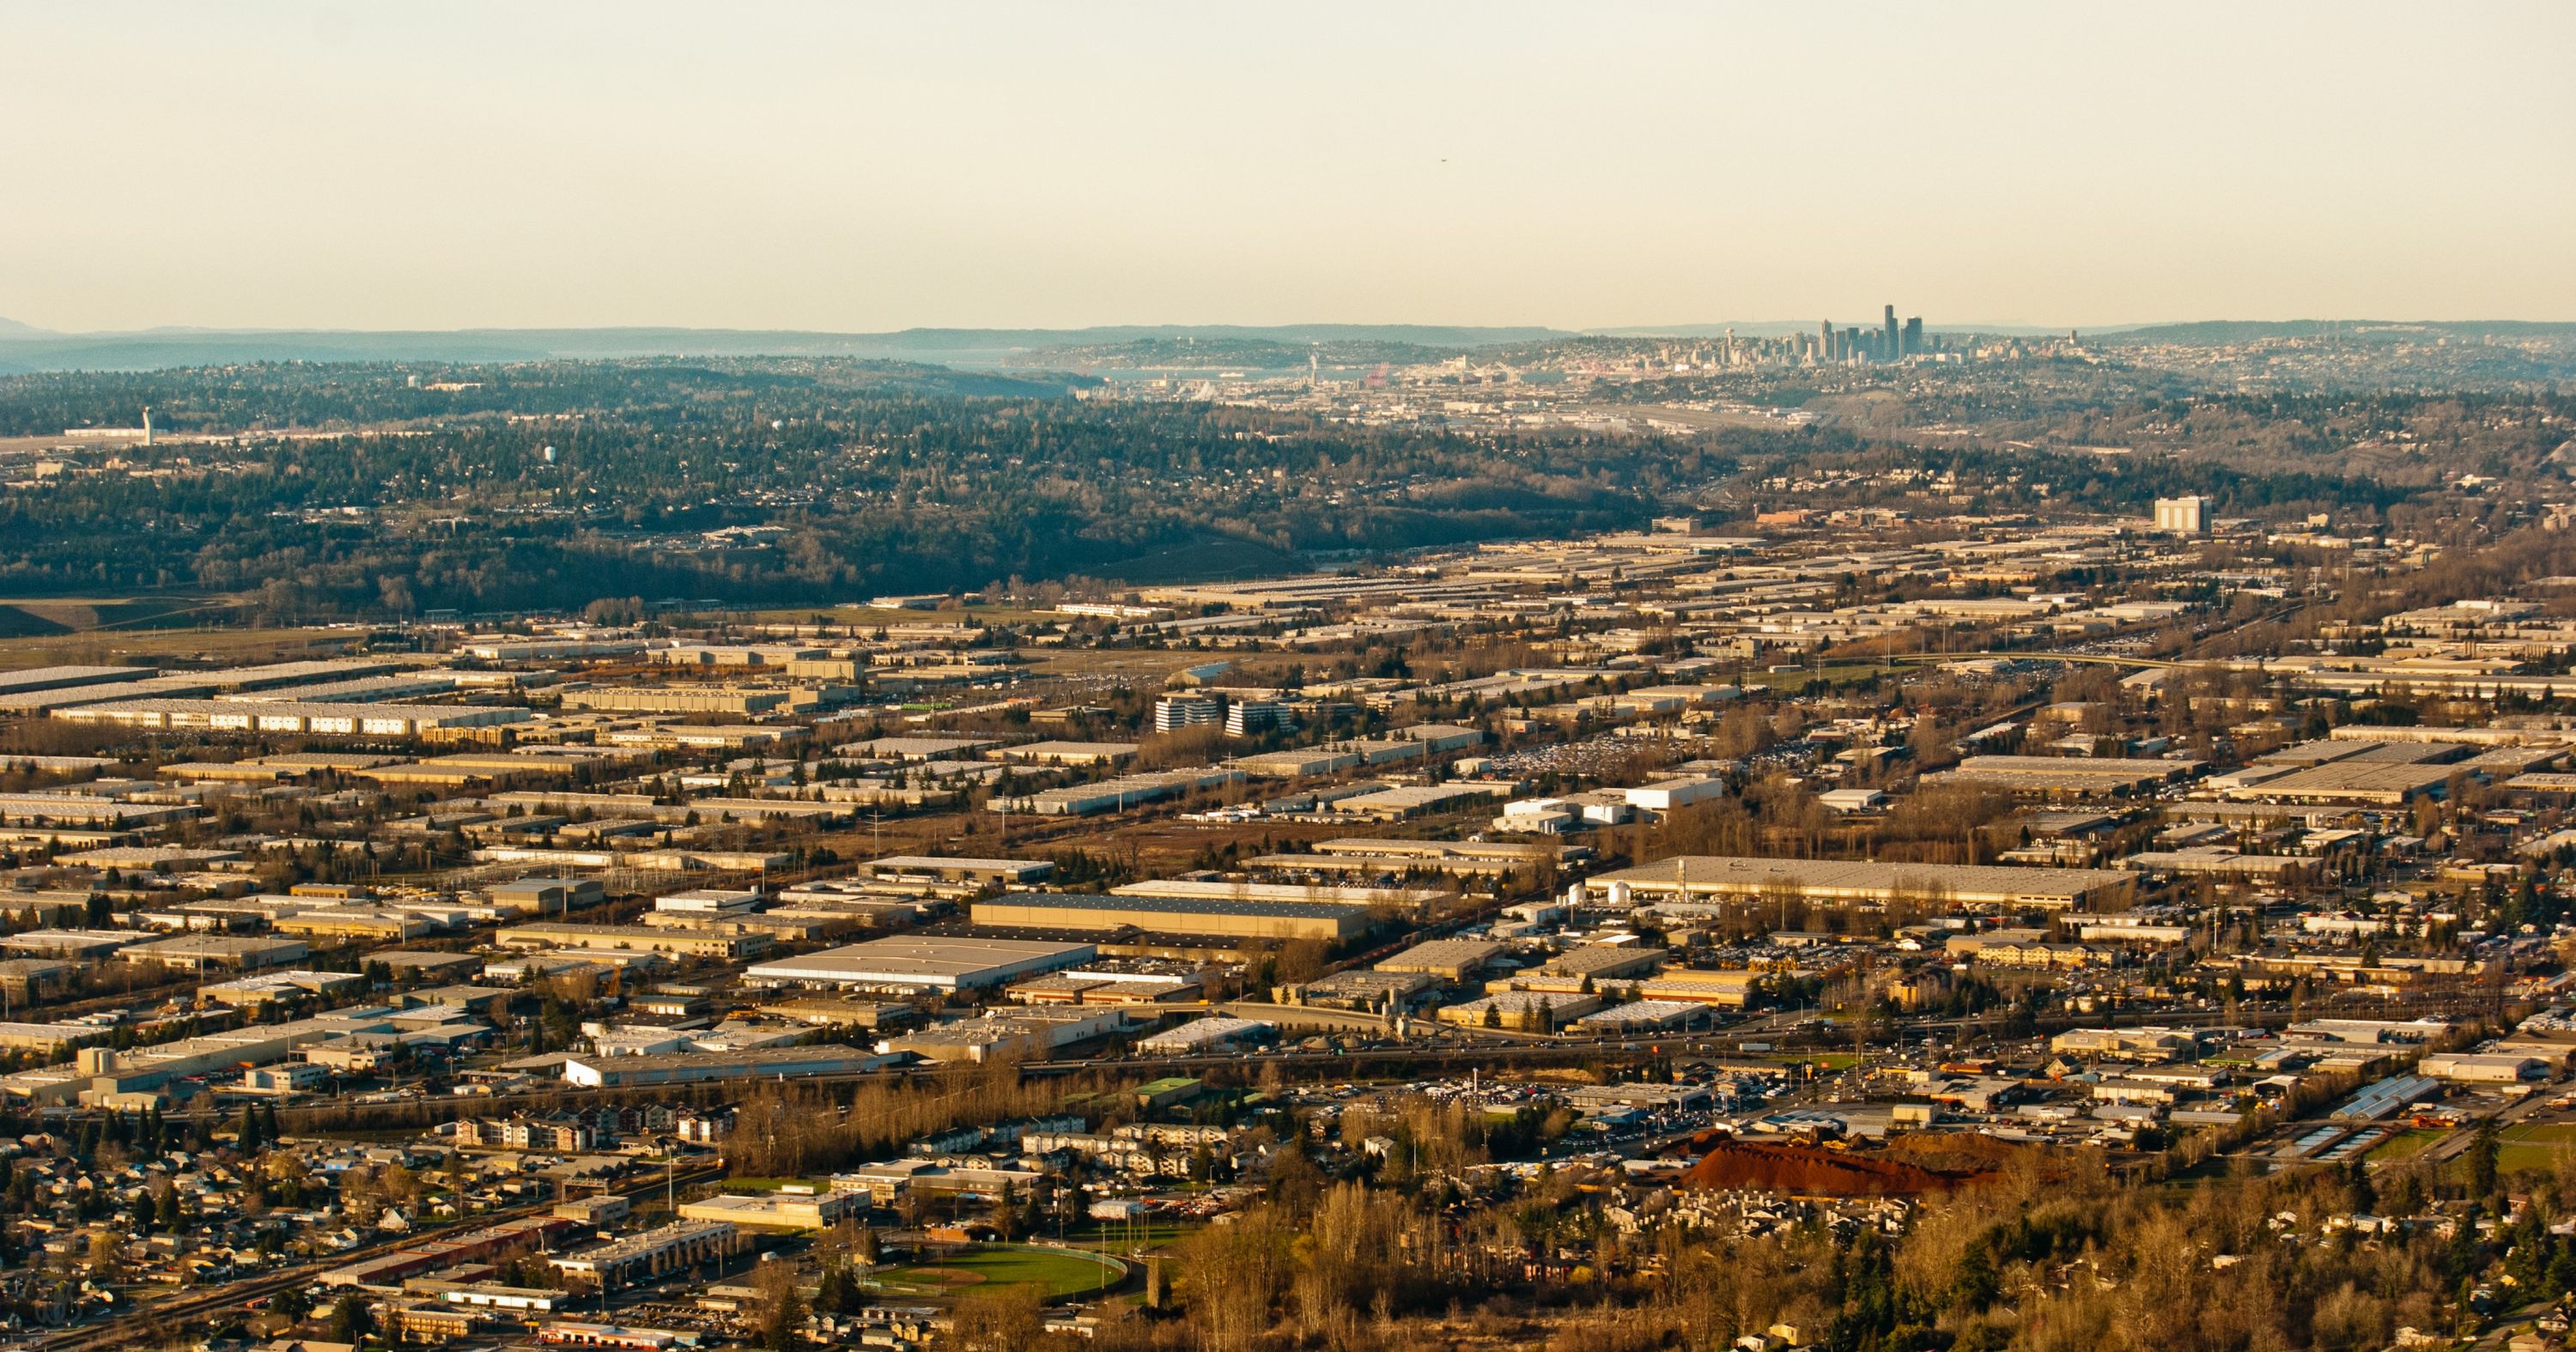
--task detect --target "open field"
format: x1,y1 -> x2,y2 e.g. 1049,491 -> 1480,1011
2368,1130 -> 2445,1162
872,1245 -> 1124,1300
720,603 -> 1063,628
1739,663 -> 1903,691
0,593 -> 246,640
0,619 -> 343,670
2495,1144 -> 2570,1175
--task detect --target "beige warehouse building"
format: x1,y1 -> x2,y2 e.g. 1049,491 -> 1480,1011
1589,855 -> 2136,912
972,893 -> 1366,941
494,922 -> 770,959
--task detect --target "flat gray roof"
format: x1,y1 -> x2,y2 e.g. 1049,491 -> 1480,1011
866,855 -> 1054,877
1591,855 -> 2133,906
979,894 -> 1357,919
746,936 -> 1094,988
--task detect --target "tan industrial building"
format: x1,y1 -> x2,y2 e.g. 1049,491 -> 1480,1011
561,686 -> 817,715
2223,759 -> 2462,805
1375,938 -> 1505,981
745,936 -> 1095,991
52,700 -> 531,737
1111,879 -> 1442,910
1589,855 -> 2136,912
1924,755 -> 2201,797
1252,836 -> 1561,880
971,893 -> 1367,941
1636,969 -> 1762,1007
987,741 -> 1139,767
863,855 -> 1055,886
493,922 -> 771,960
1434,991 -> 1604,1032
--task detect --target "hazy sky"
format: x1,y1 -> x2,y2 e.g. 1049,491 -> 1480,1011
3,3 -> 2570,332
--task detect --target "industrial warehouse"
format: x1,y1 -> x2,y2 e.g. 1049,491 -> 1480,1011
969,892 -> 1371,941
1584,855 -> 2138,912
743,936 -> 1098,991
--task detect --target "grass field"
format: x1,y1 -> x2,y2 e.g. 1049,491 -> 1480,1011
1739,664 -> 1900,691
872,1246 -> 1124,1300
2497,1144 -> 2569,1175
0,615 -> 340,669
1063,1221 -> 1192,1251
2369,1131 -> 2445,1162
2502,1123 -> 2576,1144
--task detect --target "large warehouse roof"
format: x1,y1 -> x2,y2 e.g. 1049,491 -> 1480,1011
1111,879 -> 1444,906
745,936 -> 1095,990
865,855 -> 1055,881
971,892 -> 1369,940
1589,855 -> 2135,910
1925,755 -> 2200,796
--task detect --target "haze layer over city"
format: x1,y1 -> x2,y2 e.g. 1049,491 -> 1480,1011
1,7 -> 2573,1352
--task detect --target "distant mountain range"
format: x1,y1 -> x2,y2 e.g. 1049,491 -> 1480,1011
2100,319 -> 2576,344
0,318 -> 2568,373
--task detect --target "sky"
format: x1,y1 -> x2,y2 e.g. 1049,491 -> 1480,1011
2,3 -> 2571,334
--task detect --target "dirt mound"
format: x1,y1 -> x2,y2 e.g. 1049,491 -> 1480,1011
1678,1137 -> 1959,1197
1671,1129 -> 2060,1197
1877,1132 -> 2040,1177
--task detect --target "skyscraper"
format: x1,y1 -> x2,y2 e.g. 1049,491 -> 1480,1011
1902,316 -> 1923,357
1883,305 -> 1899,361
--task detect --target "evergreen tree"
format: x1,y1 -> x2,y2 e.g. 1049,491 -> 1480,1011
812,1265 -> 858,1316
329,1294 -> 374,1343
2470,1119 -> 2500,1199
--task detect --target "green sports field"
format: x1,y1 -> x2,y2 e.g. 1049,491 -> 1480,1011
872,1245 -> 1126,1300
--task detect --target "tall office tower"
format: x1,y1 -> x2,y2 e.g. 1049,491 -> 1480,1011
1902,317 -> 1923,356
1883,306 -> 1899,360
1819,318 -> 1834,361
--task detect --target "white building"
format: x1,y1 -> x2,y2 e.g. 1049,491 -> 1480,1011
1154,695 -> 1225,732
2152,496 -> 2208,535
1623,777 -> 1726,813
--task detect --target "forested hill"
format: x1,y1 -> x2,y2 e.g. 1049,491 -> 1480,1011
0,359 -> 1727,618
0,360 -> 1087,436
